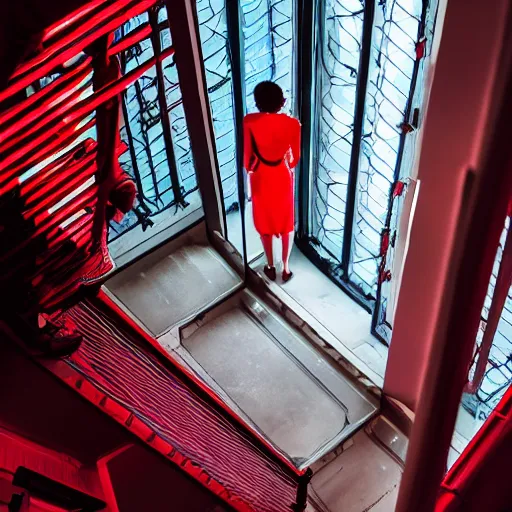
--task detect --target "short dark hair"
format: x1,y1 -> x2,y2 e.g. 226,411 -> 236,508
254,81 -> 285,113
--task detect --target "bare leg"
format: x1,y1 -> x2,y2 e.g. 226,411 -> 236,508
261,234 -> 274,267
282,231 -> 294,274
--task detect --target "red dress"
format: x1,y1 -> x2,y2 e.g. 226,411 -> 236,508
243,113 -> 301,236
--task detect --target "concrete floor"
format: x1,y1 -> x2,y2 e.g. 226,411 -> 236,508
180,292 -> 376,467
106,224 -> 241,336
252,248 -> 387,386
225,201 -> 263,263
310,428 -> 402,512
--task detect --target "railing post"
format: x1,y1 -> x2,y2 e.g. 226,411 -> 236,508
225,0 -> 248,273
291,467 -> 313,512
296,0 -> 317,241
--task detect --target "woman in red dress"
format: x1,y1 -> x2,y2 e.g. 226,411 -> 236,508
243,82 -> 301,282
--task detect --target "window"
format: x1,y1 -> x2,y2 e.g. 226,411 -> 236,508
111,4 -> 199,244
242,0 -> 296,116
196,0 -> 238,212
306,0 -> 439,342
464,215 -> 512,421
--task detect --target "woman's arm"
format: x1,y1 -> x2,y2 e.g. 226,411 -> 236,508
243,119 -> 254,171
289,118 -> 301,169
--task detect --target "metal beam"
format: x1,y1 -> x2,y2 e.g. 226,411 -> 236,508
226,0 -> 249,273
296,0 -> 317,240
340,0 -> 375,275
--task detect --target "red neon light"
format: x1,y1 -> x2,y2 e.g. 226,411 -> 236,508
0,81 -> 92,154
33,218 -> 93,281
1,48 -> 173,176
0,118 -> 96,192
12,0 -> 152,79
108,24 -> 153,57
1,0 -> 158,103
23,156 -> 96,207
0,188 -> 97,270
43,0 -> 111,42
0,58 -> 91,129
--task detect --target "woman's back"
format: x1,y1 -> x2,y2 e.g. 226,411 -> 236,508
244,112 -> 300,162
244,112 -> 300,168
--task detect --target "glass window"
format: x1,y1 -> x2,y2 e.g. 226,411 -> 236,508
242,0 -> 296,115
463,216 -> 512,420
309,0 -> 436,319
196,0 -> 238,212
311,0 -> 365,263
110,7 -> 199,247
350,0 -> 423,296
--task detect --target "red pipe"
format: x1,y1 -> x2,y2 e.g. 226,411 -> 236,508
0,57 -> 91,129
43,0 -> 111,42
0,117 -> 96,195
108,24 -> 153,57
